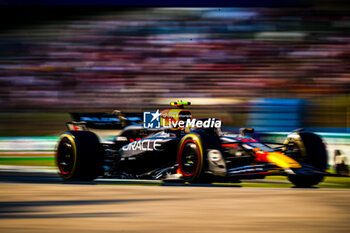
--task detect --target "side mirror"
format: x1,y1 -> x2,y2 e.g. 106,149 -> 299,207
239,128 -> 255,136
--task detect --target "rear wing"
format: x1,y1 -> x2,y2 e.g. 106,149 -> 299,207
67,111 -> 142,130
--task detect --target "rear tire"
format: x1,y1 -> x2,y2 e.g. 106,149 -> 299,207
285,132 -> 328,187
56,131 -> 102,181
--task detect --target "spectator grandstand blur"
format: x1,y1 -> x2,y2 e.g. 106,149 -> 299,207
0,7 -> 350,135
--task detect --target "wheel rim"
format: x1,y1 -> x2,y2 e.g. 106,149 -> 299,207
57,138 -> 75,175
178,139 -> 200,176
287,140 -> 304,162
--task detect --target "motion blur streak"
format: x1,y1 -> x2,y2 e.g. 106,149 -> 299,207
0,183 -> 349,233
0,7 -> 350,135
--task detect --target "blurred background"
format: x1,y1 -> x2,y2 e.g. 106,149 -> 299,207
0,6 -> 350,136
0,7 -> 349,232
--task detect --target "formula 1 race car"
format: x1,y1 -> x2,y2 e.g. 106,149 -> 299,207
56,101 -> 332,187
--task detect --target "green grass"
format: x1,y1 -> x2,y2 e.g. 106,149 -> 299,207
319,176 -> 350,189
0,157 -> 55,167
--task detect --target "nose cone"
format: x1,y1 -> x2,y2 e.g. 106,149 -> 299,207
256,151 -> 301,168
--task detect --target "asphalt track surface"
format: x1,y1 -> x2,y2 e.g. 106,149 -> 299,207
0,171 -> 349,233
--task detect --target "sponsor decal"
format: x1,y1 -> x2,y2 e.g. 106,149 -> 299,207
162,118 -> 221,129
122,139 -> 162,151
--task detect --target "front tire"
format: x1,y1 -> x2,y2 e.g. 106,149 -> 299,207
284,131 -> 328,187
288,175 -> 323,188
56,131 -> 102,181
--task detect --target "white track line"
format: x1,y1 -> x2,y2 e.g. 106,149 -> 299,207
0,165 -> 57,173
